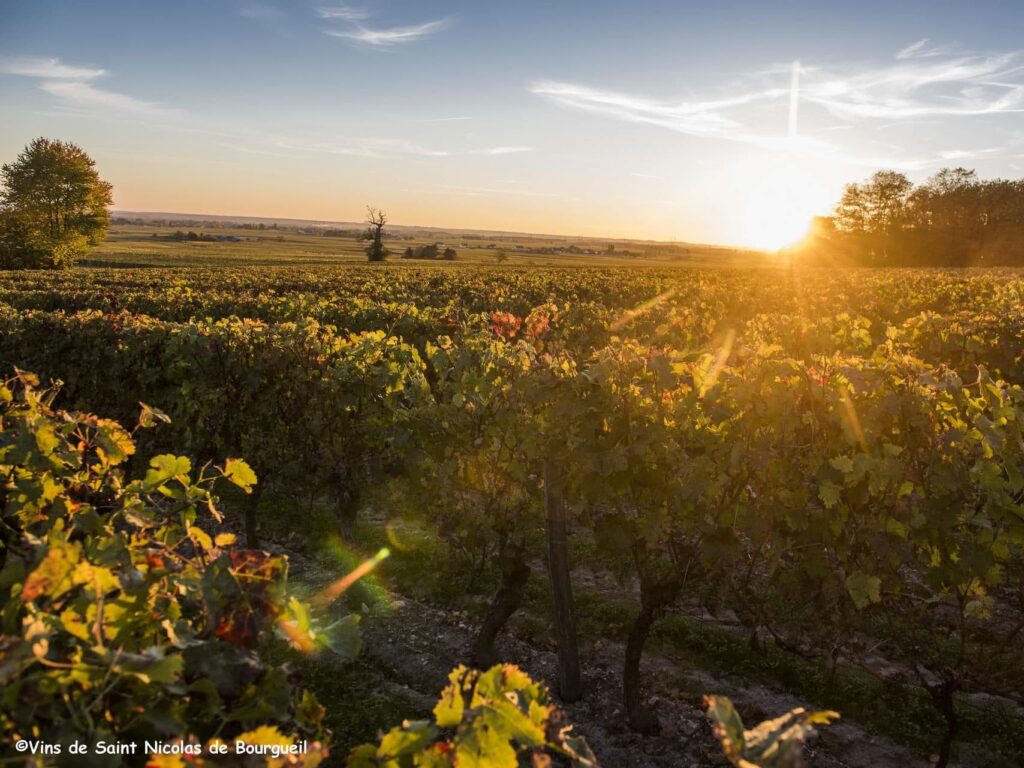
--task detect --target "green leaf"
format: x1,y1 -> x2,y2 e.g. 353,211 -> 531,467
143,454 -> 192,490
138,402 -> 172,429
818,481 -> 841,509
378,721 -> 438,758
705,695 -> 746,762
845,572 -> 882,610
434,666 -> 467,727
95,420 -> 135,464
21,541 -> 80,602
830,455 -> 855,474
114,648 -> 184,684
223,457 -> 258,492
706,695 -> 839,768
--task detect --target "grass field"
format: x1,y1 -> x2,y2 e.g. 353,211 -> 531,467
88,221 -> 767,268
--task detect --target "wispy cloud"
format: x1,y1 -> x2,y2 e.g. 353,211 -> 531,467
1,55 -> 181,118
39,80 -> 181,118
317,4 -> 448,48
805,51 -> 1024,119
530,78 -> 811,156
938,147 -> 1004,160
317,4 -> 369,21
471,146 -> 533,155
896,38 -> 955,60
325,19 -> 448,47
0,55 -> 105,80
531,42 -> 1023,169
531,79 -> 787,141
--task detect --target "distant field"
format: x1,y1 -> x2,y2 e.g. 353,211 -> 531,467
86,223 -> 767,268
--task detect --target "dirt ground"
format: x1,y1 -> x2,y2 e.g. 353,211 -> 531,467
354,592 -> 927,768
266,525 -> 932,768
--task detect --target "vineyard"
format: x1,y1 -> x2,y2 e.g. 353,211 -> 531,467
2,263 -> 1024,766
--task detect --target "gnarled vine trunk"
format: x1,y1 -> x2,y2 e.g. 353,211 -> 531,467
928,676 -> 960,768
472,551 -> 531,668
336,484 -> 360,541
624,574 -> 682,733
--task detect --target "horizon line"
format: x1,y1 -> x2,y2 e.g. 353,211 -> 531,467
110,208 -> 764,251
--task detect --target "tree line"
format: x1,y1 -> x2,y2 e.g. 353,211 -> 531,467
800,168 -> 1024,266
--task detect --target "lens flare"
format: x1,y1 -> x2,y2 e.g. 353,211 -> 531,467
313,546 -> 390,608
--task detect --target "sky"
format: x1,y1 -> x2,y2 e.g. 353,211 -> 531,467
2,0 -> 1023,248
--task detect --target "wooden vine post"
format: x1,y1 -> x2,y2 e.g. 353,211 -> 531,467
544,456 -> 583,701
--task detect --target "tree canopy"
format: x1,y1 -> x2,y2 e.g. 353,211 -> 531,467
801,167 -> 1024,266
0,137 -> 112,269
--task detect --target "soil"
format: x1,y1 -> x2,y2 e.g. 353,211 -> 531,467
266,529 -> 932,768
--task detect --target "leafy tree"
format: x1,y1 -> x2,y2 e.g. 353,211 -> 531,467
0,138 -> 112,269
833,170 -> 912,236
807,166 -> 1024,265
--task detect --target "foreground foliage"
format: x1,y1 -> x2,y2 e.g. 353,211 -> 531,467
348,664 -> 598,767
0,372 -> 341,764
0,371 -> 837,767
706,696 -> 839,768
1,265 -> 1023,765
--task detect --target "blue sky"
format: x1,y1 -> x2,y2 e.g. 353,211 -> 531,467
2,0 -> 1023,246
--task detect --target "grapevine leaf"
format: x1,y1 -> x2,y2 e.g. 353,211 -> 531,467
223,457 -> 258,492
818,481 -> 841,509
844,572 -> 881,610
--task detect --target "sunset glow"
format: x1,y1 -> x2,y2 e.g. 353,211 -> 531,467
3,2 -> 1023,246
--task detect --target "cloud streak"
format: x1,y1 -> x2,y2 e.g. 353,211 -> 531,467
317,4 -> 369,21
896,39 -> 955,60
1,55 -> 182,118
318,4 -> 448,47
530,79 -> 794,145
0,56 -> 105,80
39,81 -> 181,117
531,42 -> 1024,169
806,52 -> 1024,119
325,19 -> 448,47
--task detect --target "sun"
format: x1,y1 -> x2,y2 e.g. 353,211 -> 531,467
722,159 -> 833,251
734,181 -> 823,251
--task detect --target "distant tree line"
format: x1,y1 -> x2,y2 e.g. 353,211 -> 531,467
402,244 -> 458,261
113,217 -> 286,231
803,168 -> 1024,266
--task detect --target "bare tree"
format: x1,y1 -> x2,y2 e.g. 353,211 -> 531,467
364,206 -> 389,262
